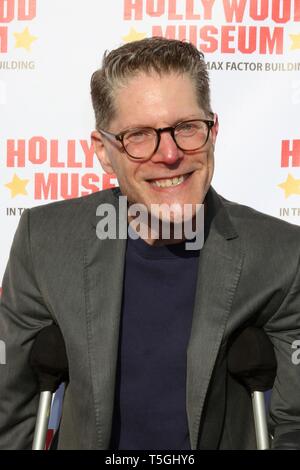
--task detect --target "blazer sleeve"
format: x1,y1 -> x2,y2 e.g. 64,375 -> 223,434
0,209 -> 54,450
264,252 -> 300,449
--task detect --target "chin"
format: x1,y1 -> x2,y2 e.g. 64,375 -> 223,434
147,201 -> 198,225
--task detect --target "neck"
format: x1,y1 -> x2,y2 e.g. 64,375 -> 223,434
127,205 -> 205,247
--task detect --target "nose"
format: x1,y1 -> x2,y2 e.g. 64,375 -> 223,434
151,130 -> 184,165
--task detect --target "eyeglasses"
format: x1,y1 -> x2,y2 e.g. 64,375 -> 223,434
98,118 -> 215,161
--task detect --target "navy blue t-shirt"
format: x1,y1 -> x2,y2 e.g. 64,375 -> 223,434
110,235 -> 200,450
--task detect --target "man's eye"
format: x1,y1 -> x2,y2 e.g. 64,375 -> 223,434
126,130 -> 152,142
176,123 -> 198,134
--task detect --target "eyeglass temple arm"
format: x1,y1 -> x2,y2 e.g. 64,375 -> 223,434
98,128 -> 124,145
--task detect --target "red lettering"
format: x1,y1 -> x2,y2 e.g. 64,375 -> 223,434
35,172 -> 103,200
124,0 -> 219,21
249,0 -> 268,20
123,0 -> 143,20
272,0 -> 291,23
147,0 -> 164,17
199,25 -> 218,53
0,0 -> 14,22
281,140 -> 300,167
168,0 -> 183,20
103,173 -> 118,190
6,139 -> 25,167
81,173 -> 100,195
0,0 -> 36,22
35,173 -> 58,200
29,136 -> 47,164
18,0 -> 36,20
0,26 -> 8,52
221,26 -> 235,53
260,27 -> 283,54
223,0 -> 247,22
6,139 -> 97,170
238,26 -> 257,54
80,140 -> 95,168
144,23 -> 285,55
296,0 -> 300,20
61,173 -> 79,199
67,140 -> 81,168
185,0 -> 200,20
201,0 -> 215,19
50,140 -> 64,168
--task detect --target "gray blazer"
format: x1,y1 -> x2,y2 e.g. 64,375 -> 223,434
1,187 -> 300,449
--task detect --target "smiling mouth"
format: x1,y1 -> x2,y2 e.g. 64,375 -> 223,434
148,173 -> 192,188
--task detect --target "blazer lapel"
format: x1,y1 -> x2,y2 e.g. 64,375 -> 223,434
83,189 -> 127,449
187,188 -> 244,449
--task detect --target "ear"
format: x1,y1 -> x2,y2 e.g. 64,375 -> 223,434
91,131 -> 115,174
211,113 -> 219,146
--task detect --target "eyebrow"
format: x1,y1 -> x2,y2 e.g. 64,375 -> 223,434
117,115 -> 205,133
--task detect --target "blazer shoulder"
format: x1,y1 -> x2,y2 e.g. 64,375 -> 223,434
29,187 -> 120,216
25,187 -> 121,239
218,194 -> 300,252
222,195 -> 300,231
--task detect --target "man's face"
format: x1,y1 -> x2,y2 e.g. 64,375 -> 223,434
92,72 -> 218,221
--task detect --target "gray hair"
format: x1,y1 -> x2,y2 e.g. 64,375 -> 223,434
91,37 -> 212,130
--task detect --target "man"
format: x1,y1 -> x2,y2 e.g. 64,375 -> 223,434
0,37 -> 300,450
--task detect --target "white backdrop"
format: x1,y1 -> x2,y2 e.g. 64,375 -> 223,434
1,0 -> 300,282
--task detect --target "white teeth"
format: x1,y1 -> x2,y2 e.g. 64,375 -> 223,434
151,174 -> 187,188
